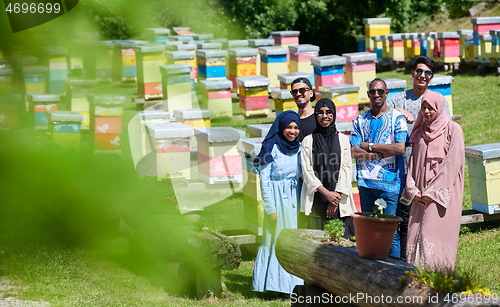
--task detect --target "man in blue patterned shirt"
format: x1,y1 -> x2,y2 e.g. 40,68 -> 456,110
350,78 -> 408,259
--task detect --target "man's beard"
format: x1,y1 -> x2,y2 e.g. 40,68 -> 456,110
296,102 -> 307,109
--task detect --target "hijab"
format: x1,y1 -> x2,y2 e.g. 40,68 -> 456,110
312,98 -> 341,194
256,110 -> 302,166
409,91 -> 450,181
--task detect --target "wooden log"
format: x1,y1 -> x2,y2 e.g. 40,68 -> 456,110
461,209 -> 500,225
276,229 -> 498,307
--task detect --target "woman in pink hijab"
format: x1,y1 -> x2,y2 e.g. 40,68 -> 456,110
400,91 -> 464,270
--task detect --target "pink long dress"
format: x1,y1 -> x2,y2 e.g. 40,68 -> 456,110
400,120 -> 464,270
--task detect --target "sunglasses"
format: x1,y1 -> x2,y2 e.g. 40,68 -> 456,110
368,89 -> 386,96
316,111 -> 334,117
414,68 -> 433,77
290,87 -> 311,96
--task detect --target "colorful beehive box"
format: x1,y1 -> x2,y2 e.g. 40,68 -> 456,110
160,64 -> 193,113
85,41 -> 114,81
228,48 -> 258,91
429,75 -> 454,115
384,78 -> 407,100
45,110 -> 83,149
259,46 -> 289,88
457,29 -> 474,61
0,94 -> 21,130
27,94 -> 60,129
236,137 -> 264,235
362,18 -> 391,52
402,33 -> 416,64
0,67 -> 13,95
478,34 -> 493,64
19,66 -> 48,105
112,40 -> 138,82
145,122 -> 193,180
410,33 -> 423,59
418,33 -> 429,57
356,35 -> 366,52
387,34 -> 405,62
199,79 -> 233,118
144,28 -> 171,42
311,55 -> 346,92
196,49 -> 227,82
437,32 -> 460,63
174,108 -> 213,151
277,72 -> 311,90
342,52 -> 377,101
236,75 -> 270,117
193,34 -> 214,41
88,94 -> 126,154
270,31 -> 300,47
65,79 -> 98,130
134,44 -> 166,100
465,143 -> 500,214
491,30 -> 500,63
426,32 -> 438,61
172,27 -> 192,35
134,110 -> 171,156
164,50 -> 197,80
380,35 -> 392,63
371,36 -> 383,62
248,39 -> 274,76
288,44 -> 319,80
318,84 -> 360,121
246,123 -> 272,138
40,46 -> 68,94
270,89 -> 295,115
195,127 -> 245,184
223,40 -> 248,50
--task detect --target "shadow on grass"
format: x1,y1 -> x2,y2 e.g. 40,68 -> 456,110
460,220 -> 500,234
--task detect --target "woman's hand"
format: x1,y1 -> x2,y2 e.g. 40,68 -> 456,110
326,203 -> 338,218
325,190 -> 341,204
421,196 -> 432,206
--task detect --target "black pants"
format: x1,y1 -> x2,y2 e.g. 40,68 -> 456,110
399,202 -> 411,262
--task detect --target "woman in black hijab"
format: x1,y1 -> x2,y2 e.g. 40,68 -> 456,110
300,98 -> 356,237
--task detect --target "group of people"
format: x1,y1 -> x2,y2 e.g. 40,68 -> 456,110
252,56 -> 465,296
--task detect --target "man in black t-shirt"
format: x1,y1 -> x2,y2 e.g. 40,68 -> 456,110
290,77 -> 316,141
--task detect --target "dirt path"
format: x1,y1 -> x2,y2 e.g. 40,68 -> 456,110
0,277 -> 49,307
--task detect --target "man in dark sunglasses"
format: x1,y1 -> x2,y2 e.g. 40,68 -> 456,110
386,56 -> 451,262
290,77 -> 317,141
350,78 -> 408,259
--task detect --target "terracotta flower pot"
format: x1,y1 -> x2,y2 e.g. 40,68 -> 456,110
350,212 -> 403,260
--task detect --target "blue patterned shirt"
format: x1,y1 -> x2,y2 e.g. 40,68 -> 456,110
350,108 -> 408,194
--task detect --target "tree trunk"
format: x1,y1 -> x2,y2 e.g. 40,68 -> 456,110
276,229 -> 497,307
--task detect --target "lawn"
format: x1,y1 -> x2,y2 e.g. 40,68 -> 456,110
0,66 -> 499,306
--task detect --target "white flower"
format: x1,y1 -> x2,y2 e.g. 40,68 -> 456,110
374,198 -> 387,213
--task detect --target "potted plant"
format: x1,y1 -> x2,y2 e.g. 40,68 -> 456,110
350,198 -> 403,260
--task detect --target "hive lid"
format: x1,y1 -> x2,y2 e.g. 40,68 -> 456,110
21,66 -> 48,74
471,17 -> 500,24
247,39 -> 275,47
145,122 -> 193,138
362,18 -> 392,24
169,36 -> 194,42
288,44 -> 319,53
41,46 -> 68,56
270,31 -> 300,37
196,42 -> 222,50
45,110 -> 83,122
237,137 -> 264,156
199,79 -> 233,90
479,34 -> 492,40
193,34 -> 214,40
160,64 -> 192,74
258,46 -> 289,55
177,44 -> 197,51
87,94 -> 127,105
209,38 -> 228,44
465,143 -> 500,159
336,121 -> 353,133
144,28 -> 171,35
196,49 -> 227,58
270,89 -> 293,100
228,48 -> 258,57
429,75 -> 454,86
173,108 -> 214,120
246,124 -> 272,138
138,110 -> 171,120
402,33 -> 418,39
164,51 -> 195,60
236,75 -> 270,87
277,72 -> 311,84
342,52 -> 377,63
387,34 -> 403,40
133,44 -> 166,53
9,55 -> 38,66
319,84 -> 360,93
194,127 -> 245,142
311,55 -> 346,67
27,94 -> 61,103
384,78 -> 407,89
457,29 -> 474,35
437,32 -> 460,39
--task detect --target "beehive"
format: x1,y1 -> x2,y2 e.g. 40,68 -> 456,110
319,84 -> 360,121
64,79 -> 98,130
311,55 -> 346,92
342,52 -> 377,101
258,46 -> 289,88
236,75 -> 270,117
88,94 -> 126,154
270,31 -> 300,48
134,44 -> 166,100
45,110 -> 83,149
160,64 -> 193,113
199,79 -> 233,118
